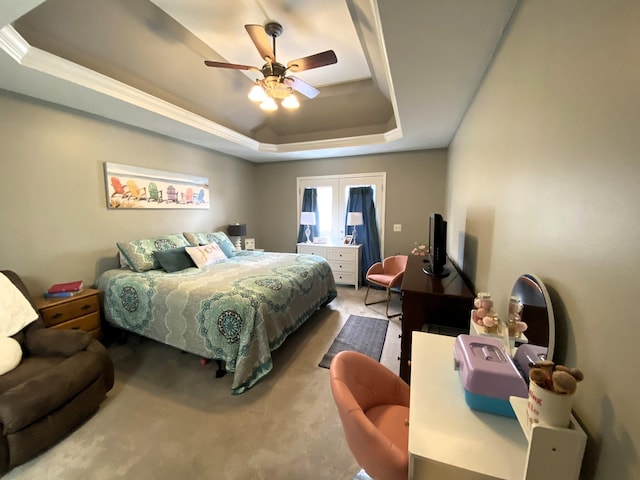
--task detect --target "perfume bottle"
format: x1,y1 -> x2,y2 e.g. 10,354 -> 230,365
483,312 -> 500,335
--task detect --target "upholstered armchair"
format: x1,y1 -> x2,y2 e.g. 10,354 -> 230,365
0,270 -> 114,473
364,255 -> 408,318
330,350 -> 410,480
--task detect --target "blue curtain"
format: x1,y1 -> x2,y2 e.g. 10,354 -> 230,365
297,188 -> 319,243
345,186 -> 381,283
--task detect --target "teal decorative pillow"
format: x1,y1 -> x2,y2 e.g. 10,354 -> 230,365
117,234 -> 191,272
183,231 -> 236,257
153,247 -> 195,273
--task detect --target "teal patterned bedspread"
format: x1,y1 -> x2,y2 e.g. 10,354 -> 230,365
97,251 -> 336,394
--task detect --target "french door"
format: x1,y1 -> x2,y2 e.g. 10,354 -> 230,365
297,172 -> 386,255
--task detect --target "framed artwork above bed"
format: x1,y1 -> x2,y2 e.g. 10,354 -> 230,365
104,162 -> 210,210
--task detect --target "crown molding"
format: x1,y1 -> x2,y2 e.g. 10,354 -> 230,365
0,25 -> 29,62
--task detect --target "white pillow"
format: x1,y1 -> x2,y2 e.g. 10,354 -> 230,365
0,337 -> 22,375
185,243 -> 227,268
118,251 -> 131,269
0,273 -> 39,337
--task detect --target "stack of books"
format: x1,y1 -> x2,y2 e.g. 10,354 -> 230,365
44,280 -> 84,299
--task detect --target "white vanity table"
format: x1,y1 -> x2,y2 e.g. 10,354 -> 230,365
409,331 -> 586,479
409,332 -> 528,479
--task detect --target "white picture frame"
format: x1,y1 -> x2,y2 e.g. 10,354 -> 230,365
104,162 -> 209,210
244,238 -> 255,250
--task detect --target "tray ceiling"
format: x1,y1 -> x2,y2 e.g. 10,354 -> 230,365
0,0 -> 517,162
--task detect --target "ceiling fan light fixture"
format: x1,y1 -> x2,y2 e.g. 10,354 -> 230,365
248,83 -> 267,102
204,22 -> 337,112
262,76 -> 290,99
281,93 -> 300,109
260,96 -> 278,112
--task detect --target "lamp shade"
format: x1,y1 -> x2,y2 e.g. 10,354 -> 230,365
346,212 -> 364,226
281,93 -> 300,109
248,83 -> 267,102
260,97 -> 278,112
227,223 -> 247,237
300,212 -> 316,225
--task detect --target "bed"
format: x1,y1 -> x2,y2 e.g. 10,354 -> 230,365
97,233 -> 336,394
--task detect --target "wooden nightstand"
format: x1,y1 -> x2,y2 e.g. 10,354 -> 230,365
33,288 -> 101,340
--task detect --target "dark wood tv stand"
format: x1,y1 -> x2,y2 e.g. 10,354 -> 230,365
399,255 -> 475,382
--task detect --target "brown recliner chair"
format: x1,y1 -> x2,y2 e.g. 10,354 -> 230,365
0,270 -> 114,473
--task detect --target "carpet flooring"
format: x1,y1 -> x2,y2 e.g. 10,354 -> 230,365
318,315 -> 389,368
3,286 -> 402,480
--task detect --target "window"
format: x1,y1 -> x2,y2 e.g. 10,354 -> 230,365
297,173 -> 386,254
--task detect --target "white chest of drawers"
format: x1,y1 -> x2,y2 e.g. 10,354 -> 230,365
297,243 -> 362,289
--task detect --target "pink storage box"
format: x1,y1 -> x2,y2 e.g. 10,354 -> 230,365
454,334 -> 528,417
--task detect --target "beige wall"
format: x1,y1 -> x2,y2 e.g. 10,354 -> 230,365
447,1 -> 639,478
0,91 -> 447,293
0,91 -> 257,294
254,149 -> 447,256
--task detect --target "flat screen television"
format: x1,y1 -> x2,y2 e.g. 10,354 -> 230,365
423,213 -> 450,278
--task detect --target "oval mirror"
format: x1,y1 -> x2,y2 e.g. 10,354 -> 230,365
510,273 -> 555,361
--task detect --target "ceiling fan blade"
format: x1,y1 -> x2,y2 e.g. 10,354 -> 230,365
287,50 -> 337,73
285,76 -> 320,99
245,24 -> 275,62
204,60 -> 259,72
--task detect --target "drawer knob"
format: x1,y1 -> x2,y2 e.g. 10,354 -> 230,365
81,304 -> 91,310
52,313 -> 63,319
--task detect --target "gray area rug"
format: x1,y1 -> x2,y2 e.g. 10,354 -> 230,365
319,315 -> 389,368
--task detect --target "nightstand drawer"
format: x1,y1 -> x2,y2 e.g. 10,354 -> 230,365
40,294 -> 99,327
49,311 -> 100,332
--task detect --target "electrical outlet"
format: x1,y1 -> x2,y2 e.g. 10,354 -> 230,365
393,224 -> 402,232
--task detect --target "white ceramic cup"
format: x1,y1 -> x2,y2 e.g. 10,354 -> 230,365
527,380 -> 574,429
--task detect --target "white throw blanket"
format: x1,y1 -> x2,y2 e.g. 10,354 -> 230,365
0,273 -> 39,337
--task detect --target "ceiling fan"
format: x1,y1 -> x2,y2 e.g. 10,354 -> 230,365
204,22 -> 337,111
